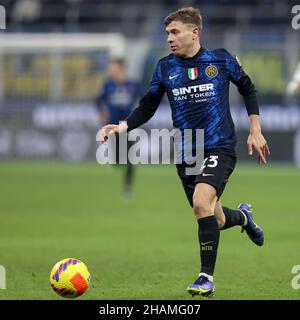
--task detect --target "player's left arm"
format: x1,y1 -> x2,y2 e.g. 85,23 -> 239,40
228,53 -> 270,164
247,114 -> 270,164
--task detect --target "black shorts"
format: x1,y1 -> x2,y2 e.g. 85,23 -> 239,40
176,148 -> 237,207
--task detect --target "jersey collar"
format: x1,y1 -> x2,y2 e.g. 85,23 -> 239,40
177,46 -> 205,61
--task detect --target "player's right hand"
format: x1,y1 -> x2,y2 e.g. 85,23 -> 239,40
99,124 -> 119,143
99,122 -> 128,144
247,131 -> 270,164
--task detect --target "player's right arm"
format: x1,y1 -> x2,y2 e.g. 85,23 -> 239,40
99,61 -> 165,143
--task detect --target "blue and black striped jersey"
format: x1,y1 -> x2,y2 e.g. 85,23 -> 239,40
126,46 -> 258,153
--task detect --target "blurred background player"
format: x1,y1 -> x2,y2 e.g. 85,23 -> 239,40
95,58 -> 141,198
100,7 -> 270,298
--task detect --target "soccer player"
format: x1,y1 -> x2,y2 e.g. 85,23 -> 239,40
99,7 -> 270,297
96,58 -> 141,198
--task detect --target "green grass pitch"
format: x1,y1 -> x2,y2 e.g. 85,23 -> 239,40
0,162 -> 299,300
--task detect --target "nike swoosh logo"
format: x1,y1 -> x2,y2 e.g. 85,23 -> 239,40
169,74 -> 179,80
202,173 -> 214,176
201,241 -> 213,245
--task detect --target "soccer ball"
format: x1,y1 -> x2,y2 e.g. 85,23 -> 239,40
50,258 -> 91,298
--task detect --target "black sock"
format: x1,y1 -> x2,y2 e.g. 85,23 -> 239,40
124,163 -> 134,190
220,207 -> 246,230
198,216 -> 220,276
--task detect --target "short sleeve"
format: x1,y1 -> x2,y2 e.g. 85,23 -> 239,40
225,50 -> 243,82
149,61 -> 165,96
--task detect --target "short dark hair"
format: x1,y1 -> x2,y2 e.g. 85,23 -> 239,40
164,7 -> 202,30
110,58 -> 126,67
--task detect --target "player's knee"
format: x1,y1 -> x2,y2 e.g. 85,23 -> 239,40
193,199 -> 213,219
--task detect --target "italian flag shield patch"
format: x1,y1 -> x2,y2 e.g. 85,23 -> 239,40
188,68 -> 198,80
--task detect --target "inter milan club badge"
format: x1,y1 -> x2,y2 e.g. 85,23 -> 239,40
205,64 -> 218,78
188,67 -> 198,80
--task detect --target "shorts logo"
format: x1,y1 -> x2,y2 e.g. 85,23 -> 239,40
188,67 -> 198,80
202,173 -> 214,176
205,64 -> 218,78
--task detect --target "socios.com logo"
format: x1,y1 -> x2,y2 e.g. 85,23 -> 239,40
292,5 -> 300,30
0,5 -> 5,30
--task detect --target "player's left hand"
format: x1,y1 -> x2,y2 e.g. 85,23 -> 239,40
247,131 -> 270,164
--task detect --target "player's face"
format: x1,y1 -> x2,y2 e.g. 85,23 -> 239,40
166,20 -> 200,57
108,61 -> 124,80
